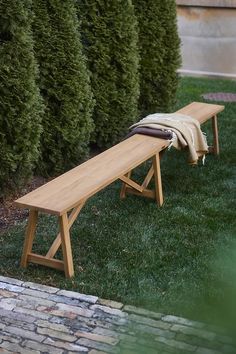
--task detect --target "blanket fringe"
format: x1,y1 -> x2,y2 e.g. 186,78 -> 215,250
168,131 -> 177,150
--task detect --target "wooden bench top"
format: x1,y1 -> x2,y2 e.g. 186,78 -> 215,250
15,135 -> 168,215
15,101 -> 224,216
176,101 -> 224,124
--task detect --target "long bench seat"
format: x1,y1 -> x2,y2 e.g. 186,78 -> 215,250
15,102 -> 224,278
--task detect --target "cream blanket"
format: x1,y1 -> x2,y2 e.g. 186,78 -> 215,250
130,113 -> 208,164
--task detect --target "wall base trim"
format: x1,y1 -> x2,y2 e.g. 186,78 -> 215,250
178,69 -> 236,80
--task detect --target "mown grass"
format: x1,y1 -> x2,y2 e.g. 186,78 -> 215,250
1,77 -> 236,326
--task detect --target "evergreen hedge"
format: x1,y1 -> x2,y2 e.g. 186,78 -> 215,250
77,0 -> 140,147
0,0 -> 43,197
134,0 -> 181,116
33,0 -> 94,175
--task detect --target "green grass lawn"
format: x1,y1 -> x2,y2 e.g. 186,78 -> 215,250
1,77 -> 236,326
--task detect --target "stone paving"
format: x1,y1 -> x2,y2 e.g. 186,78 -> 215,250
0,276 -> 235,354
202,92 -> 236,102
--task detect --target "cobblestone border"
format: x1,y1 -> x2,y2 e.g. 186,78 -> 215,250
0,276 -> 235,354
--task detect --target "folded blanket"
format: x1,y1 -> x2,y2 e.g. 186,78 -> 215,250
125,126 -> 173,140
129,113 -> 208,164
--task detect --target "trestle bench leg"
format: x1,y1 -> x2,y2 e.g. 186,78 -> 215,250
141,165 -> 154,189
46,202 -> 85,259
59,213 -> 74,278
120,171 -> 132,199
119,152 -> 164,207
20,202 -> 86,278
21,210 -> 38,268
152,153 -> 163,206
212,115 -> 219,155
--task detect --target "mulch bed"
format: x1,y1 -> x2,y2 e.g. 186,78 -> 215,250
0,176 -> 48,233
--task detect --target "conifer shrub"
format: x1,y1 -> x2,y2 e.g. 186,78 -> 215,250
33,0 -> 94,175
77,0 -> 140,147
134,0 -> 181,116
0,0 -> 43,197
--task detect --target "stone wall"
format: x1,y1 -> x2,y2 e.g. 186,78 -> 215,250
176,0 -> 236,79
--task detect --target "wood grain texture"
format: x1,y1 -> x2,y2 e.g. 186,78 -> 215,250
15,135 -> 168,215
141,165 -> 154,189
120,171 -> 132,199
212,115 -> 220,155
119,175 -> 144,193
176,101 -> 224,124
45,202 -> 86,259
16,101 -> 224,278
152,154 -> 163,206
20,210 -> 38,268
59,213 -> 74,278
125,187 -> 156,199
15,102 -> 224,215
28,253 -> 64,271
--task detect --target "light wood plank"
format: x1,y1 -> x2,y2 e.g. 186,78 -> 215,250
28,253 -> 64,271
126,187 -> 156,199
176,101 -> 224,124
120,171 -> 132,199
15,102 -> 224,216
119,176 -> 143,193
21,210 -> 38,268
45,202 -> 86,259
14,136 -> 169,215
141,165 -> 154,189
212,115 -> 220,155
59,214 -> 74,278
17,101 -> 225,278
152,154 -> 163,206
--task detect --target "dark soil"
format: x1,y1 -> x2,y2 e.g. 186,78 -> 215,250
0,176 -> 48,232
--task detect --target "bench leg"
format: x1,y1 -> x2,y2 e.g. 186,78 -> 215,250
120,171 -> 132,199
21,210 -> 38,268
120,152 -> 164,206
152,153 -> 163,206
212,115 -> 219,155
46,202 -> 85,259
141,165 -> 154,189
20,202 -> 85,278
59,213 -> 74,278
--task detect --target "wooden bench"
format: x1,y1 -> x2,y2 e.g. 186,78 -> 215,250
15,102 -> 224,278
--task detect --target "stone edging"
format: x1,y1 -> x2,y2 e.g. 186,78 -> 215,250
0,275 -> 235,354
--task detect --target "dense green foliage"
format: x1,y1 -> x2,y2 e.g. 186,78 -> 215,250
134,0 -> 181,116
1,77 -> 236,327
0,0 -> 43,196
77,0 -> 140,147
33,0 -> 94,175
0,0 -> 182,195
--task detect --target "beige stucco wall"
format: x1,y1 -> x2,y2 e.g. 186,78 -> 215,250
176,1 -> 236,79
